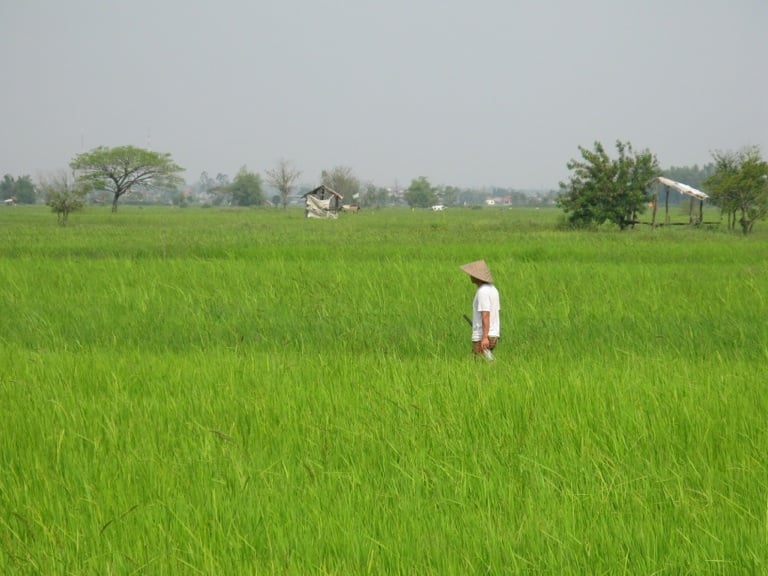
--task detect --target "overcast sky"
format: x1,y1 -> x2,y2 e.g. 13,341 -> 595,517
1,0 -> 766,190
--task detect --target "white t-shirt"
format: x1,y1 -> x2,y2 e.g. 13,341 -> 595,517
471,283 -> 501,341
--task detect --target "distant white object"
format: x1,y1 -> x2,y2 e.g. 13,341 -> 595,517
3,198 -> 16,206
654,176 -> 709,200
431,204 -> 445,211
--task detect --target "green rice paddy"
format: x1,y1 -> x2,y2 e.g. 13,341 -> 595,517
1,206 -> 766,574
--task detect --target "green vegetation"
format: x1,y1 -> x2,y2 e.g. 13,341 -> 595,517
70,146 -> 184,212
38,173 -> 88,225
558,140 -> 660,229
405,176 -> 438,208
1,206 -> 766,574
0,174 -> 36,205
223,166 -> 266,207
704,146 -> 768,235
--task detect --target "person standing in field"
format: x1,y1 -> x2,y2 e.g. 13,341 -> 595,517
460,259 -> 501,357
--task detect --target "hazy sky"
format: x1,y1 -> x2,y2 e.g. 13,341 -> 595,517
2,0 -> 766,190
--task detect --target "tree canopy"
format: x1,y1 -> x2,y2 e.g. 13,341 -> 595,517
558,141 -> 660,229
704,146 -> 768,235
405,176 -> 437,208
1,174 -> 36,204
225,166 -> 265,206
70,145 -> 184,212
438,185 -> 460,207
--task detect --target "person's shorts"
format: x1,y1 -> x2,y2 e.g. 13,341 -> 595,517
472,337 -> 498,354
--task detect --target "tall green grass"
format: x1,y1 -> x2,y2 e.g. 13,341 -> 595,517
1,206 -> 766,574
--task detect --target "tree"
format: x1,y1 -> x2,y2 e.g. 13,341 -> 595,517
224,166 -> 265,206
70,145 -> 184,212
265,159 -> 302,208
1,174 -> 37,204
439,185 -> 460,207
361,182 -> 390,208
704,147 -> 768,235
321,166 -> 360,201
211,173 -> 231,206
0,174 -> 18,203
557,140 -> 660,229
197,171 -> 215,197
39,172 -> 87,225
404,176 -> 437,208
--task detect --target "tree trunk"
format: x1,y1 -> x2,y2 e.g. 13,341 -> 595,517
740,216 -> 751,235
112,193 -> 119,212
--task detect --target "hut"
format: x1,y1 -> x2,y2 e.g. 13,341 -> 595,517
302,185 -> 343,219
650,176 -> 709,226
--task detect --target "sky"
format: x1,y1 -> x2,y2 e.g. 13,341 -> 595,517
1,0 -> 766,191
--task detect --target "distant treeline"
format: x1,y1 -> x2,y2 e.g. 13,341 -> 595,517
1,163 -> 715,207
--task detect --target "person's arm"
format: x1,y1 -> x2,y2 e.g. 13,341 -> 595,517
480,311 -> 491,349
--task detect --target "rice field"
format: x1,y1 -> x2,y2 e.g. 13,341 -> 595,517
1,205 -> 766,575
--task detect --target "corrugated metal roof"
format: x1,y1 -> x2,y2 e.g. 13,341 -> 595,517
655,176 -> 709,200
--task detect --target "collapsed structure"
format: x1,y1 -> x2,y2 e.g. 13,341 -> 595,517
302,185 -> 343,219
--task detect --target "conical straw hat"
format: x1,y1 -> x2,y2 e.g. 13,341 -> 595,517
459,260 -> 494,283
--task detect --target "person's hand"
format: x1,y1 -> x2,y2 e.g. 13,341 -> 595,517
480,336 -> 490,350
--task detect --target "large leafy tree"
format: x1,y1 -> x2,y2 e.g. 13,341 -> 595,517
225,166 -> 265,206
266,159 -> 302,208
703,147 -> 768,235
558,141 -> 660,229
405,176 -> 437,208
70,145 -> 184,212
